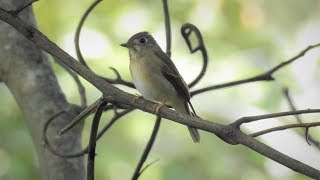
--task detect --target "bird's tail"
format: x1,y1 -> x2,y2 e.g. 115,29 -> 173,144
186,101 -> 200,143
188,126 -> 200,143
174,100 -> 200,143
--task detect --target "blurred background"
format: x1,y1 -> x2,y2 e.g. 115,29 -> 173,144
1,0 -> 320,179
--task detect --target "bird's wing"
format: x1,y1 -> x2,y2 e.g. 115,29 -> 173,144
155,51 -> 190,100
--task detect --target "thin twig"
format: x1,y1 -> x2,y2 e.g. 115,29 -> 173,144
267,44 -> 320,74
59,98 -> 104,135
190,43 -> 320,97
305,128 -> 311,146
232,109 -> 320,128
282,88 -> 320,149
162,0 -> 171,57
181,23 -> 208,88
191,75 -> 270,97
55,59 -> 87,106
9,0 -> 38,16
103,68 -> 135,88
139,159 -> 160,176
132,116 -> 162,180
250,122 -> 320,137
87,100 -> 108,180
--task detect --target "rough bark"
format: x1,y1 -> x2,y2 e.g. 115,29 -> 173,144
0,1 -> 85,179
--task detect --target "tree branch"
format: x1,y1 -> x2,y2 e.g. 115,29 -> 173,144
55,59 -> 87,106
232,109 -> 320,128
181,23 -> 208,88
8,0 -> 38,16
190,43 -> 320,97
250,122 -> 320,137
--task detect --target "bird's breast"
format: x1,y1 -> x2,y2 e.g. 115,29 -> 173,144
129,56 -> 177,103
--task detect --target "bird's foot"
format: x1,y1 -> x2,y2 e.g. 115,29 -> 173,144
132,94 -> 144,104
153,102 -> 167,115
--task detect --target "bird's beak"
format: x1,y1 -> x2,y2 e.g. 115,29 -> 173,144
120,42 -> 129,48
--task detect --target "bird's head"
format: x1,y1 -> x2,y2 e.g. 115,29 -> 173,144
121,32 -> 158,53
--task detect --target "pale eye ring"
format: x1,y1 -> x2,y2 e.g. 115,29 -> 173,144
139,37 -> 147,44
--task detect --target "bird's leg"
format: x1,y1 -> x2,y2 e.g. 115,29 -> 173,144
132,93 -> 144,104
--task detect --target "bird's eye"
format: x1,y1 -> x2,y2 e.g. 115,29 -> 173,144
139,37 -> 147,44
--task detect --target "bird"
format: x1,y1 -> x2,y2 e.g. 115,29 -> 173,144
121,31 -> 200,143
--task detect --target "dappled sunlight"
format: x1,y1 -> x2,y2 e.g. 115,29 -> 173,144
60,28 -> 111,60
189,3 -> 216,31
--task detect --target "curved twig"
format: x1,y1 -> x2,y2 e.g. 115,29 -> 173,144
250,122 -> 320,137
162,0 -> 171,57
43,106 -> 133,158
42,110 -> 87,158
103,68 -> 135,88
181,23 -> 208,88
132,116 -> 162,180
75,0 -> 134,88
55,59 -> 87,106
75,0 -> 102,68
190,43 -> 320,97
73,0 -> 103,106
305,127 -> 311,146
87,100 -> 108,180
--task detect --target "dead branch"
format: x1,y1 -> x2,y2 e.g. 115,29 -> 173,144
190,43 -> 320,97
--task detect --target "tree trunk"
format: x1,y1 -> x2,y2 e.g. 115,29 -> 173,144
0,1 -> 85,179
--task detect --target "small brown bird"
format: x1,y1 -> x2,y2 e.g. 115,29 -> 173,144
121,32 -> 200,143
